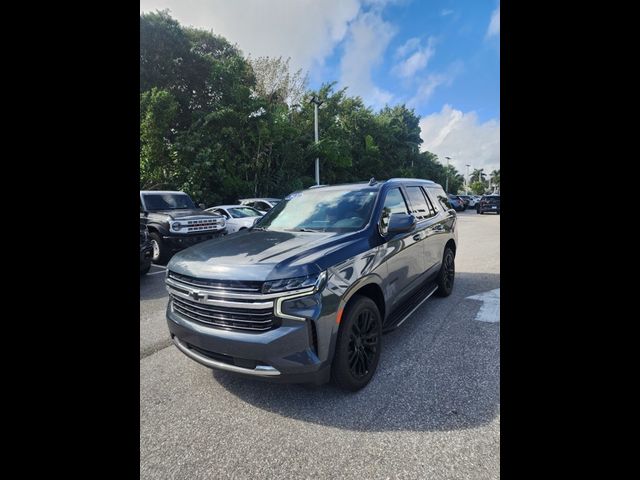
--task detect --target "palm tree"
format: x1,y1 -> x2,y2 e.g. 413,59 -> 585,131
469,168 -> 486,183
490,169 -> 500,193
490,169 -> 500,185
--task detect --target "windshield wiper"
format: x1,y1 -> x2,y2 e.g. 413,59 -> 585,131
252,226 -> 268,231
295,227 -> 323,232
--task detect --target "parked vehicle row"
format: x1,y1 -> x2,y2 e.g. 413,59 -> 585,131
458,195 -> 480,208
447,194 -> 466,211
140,191 -> 284,273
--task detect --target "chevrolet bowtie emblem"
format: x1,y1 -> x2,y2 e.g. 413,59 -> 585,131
190,290 -> 205,301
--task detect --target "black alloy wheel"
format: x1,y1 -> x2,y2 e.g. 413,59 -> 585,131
331,295 -> 382,391
347,309 -> 380,379
436,247 -> 455,297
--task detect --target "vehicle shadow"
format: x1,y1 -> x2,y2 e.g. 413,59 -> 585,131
140,270 -> 169,301
213,272 -> 500,432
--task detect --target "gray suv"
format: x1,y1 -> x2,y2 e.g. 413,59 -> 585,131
165,179 -> 458,390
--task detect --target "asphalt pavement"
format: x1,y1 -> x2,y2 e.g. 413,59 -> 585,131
140,208 -> 500,479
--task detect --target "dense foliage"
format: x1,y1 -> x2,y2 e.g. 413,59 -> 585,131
140,11 -> 465,206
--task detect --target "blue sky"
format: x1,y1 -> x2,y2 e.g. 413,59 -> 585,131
140,0 -> 500,175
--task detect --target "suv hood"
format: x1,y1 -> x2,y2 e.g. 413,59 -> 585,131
168,229 -> 364,281
148,209 -> 221,219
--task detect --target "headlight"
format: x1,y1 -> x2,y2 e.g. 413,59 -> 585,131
172,222 -> 182,231
262,271 -> 327,294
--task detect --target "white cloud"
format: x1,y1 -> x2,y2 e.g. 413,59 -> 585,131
408,61 -> 462,107
139,0 -> 361,73
419,105 -> 500,175
338,9 -> 396,108
486,4 -> 500,38
395,37 -> 420,58
441,9 -> 454,16
392,37 -> 435,78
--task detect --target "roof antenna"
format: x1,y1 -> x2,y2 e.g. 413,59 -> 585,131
368,177 -> 376,186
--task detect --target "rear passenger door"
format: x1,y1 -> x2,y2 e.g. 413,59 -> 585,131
403,185 -> 442,277
424,186 -> 457,268
378,187 -> 426,308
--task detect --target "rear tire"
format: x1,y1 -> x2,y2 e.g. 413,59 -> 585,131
331,295 -> 382,391
435,247 -> 455,297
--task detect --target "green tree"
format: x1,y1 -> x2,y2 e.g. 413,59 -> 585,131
490,169 -> 500,190
469,168 -> 487,184
469,181 -> 486,195
140,88 -> 179,189
139,12 -> 459,204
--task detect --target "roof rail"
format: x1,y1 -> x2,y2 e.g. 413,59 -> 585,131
386,178 -> 435,184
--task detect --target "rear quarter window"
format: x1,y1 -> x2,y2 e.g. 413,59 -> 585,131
428,187 -> 452,211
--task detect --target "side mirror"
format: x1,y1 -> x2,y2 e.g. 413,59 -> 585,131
387,213 -> 416,234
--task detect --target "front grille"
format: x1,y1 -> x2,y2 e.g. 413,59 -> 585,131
167,271 -> 277,333
171,295 -> 276,331
180,217 -> 224,233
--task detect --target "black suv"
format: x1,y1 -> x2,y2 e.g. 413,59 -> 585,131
140,223 -> 153,275
165,179 -> 458,390
140,190 -> 227,263
476,195 -> 500,214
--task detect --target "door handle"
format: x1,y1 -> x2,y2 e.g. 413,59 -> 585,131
431,224 -> 445,233
413,233 -> 422,241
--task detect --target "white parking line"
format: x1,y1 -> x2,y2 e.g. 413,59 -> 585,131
466,288 -> 500,323
150,265 -> 167,271
147,270 -> 167,276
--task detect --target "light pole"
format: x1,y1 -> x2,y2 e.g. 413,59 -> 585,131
445,156 -> 451,192
310,96 -> 324,185
465,164 -> 471,193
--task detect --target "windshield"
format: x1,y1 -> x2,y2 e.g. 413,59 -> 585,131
142,193 -> 196,210
228,207 -> 262,218
256,188 -> 378,232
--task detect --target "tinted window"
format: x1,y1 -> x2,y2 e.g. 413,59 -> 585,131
430,187 -> 452,211
256,202 -> 271,211
379,188 -> 409,234
405,186 -> 435,220
142,193 -> 195,210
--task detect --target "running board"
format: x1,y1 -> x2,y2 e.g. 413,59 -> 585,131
383,283 -> 439,332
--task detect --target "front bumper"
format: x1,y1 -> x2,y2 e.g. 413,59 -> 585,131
166,302 -> 331,384
163,231 -> 225,251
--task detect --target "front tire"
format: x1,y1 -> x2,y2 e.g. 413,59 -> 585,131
331,296 -> 382,391
149,232 -> 169,264
140,262 -> 151,275
435,247 -> 455,297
